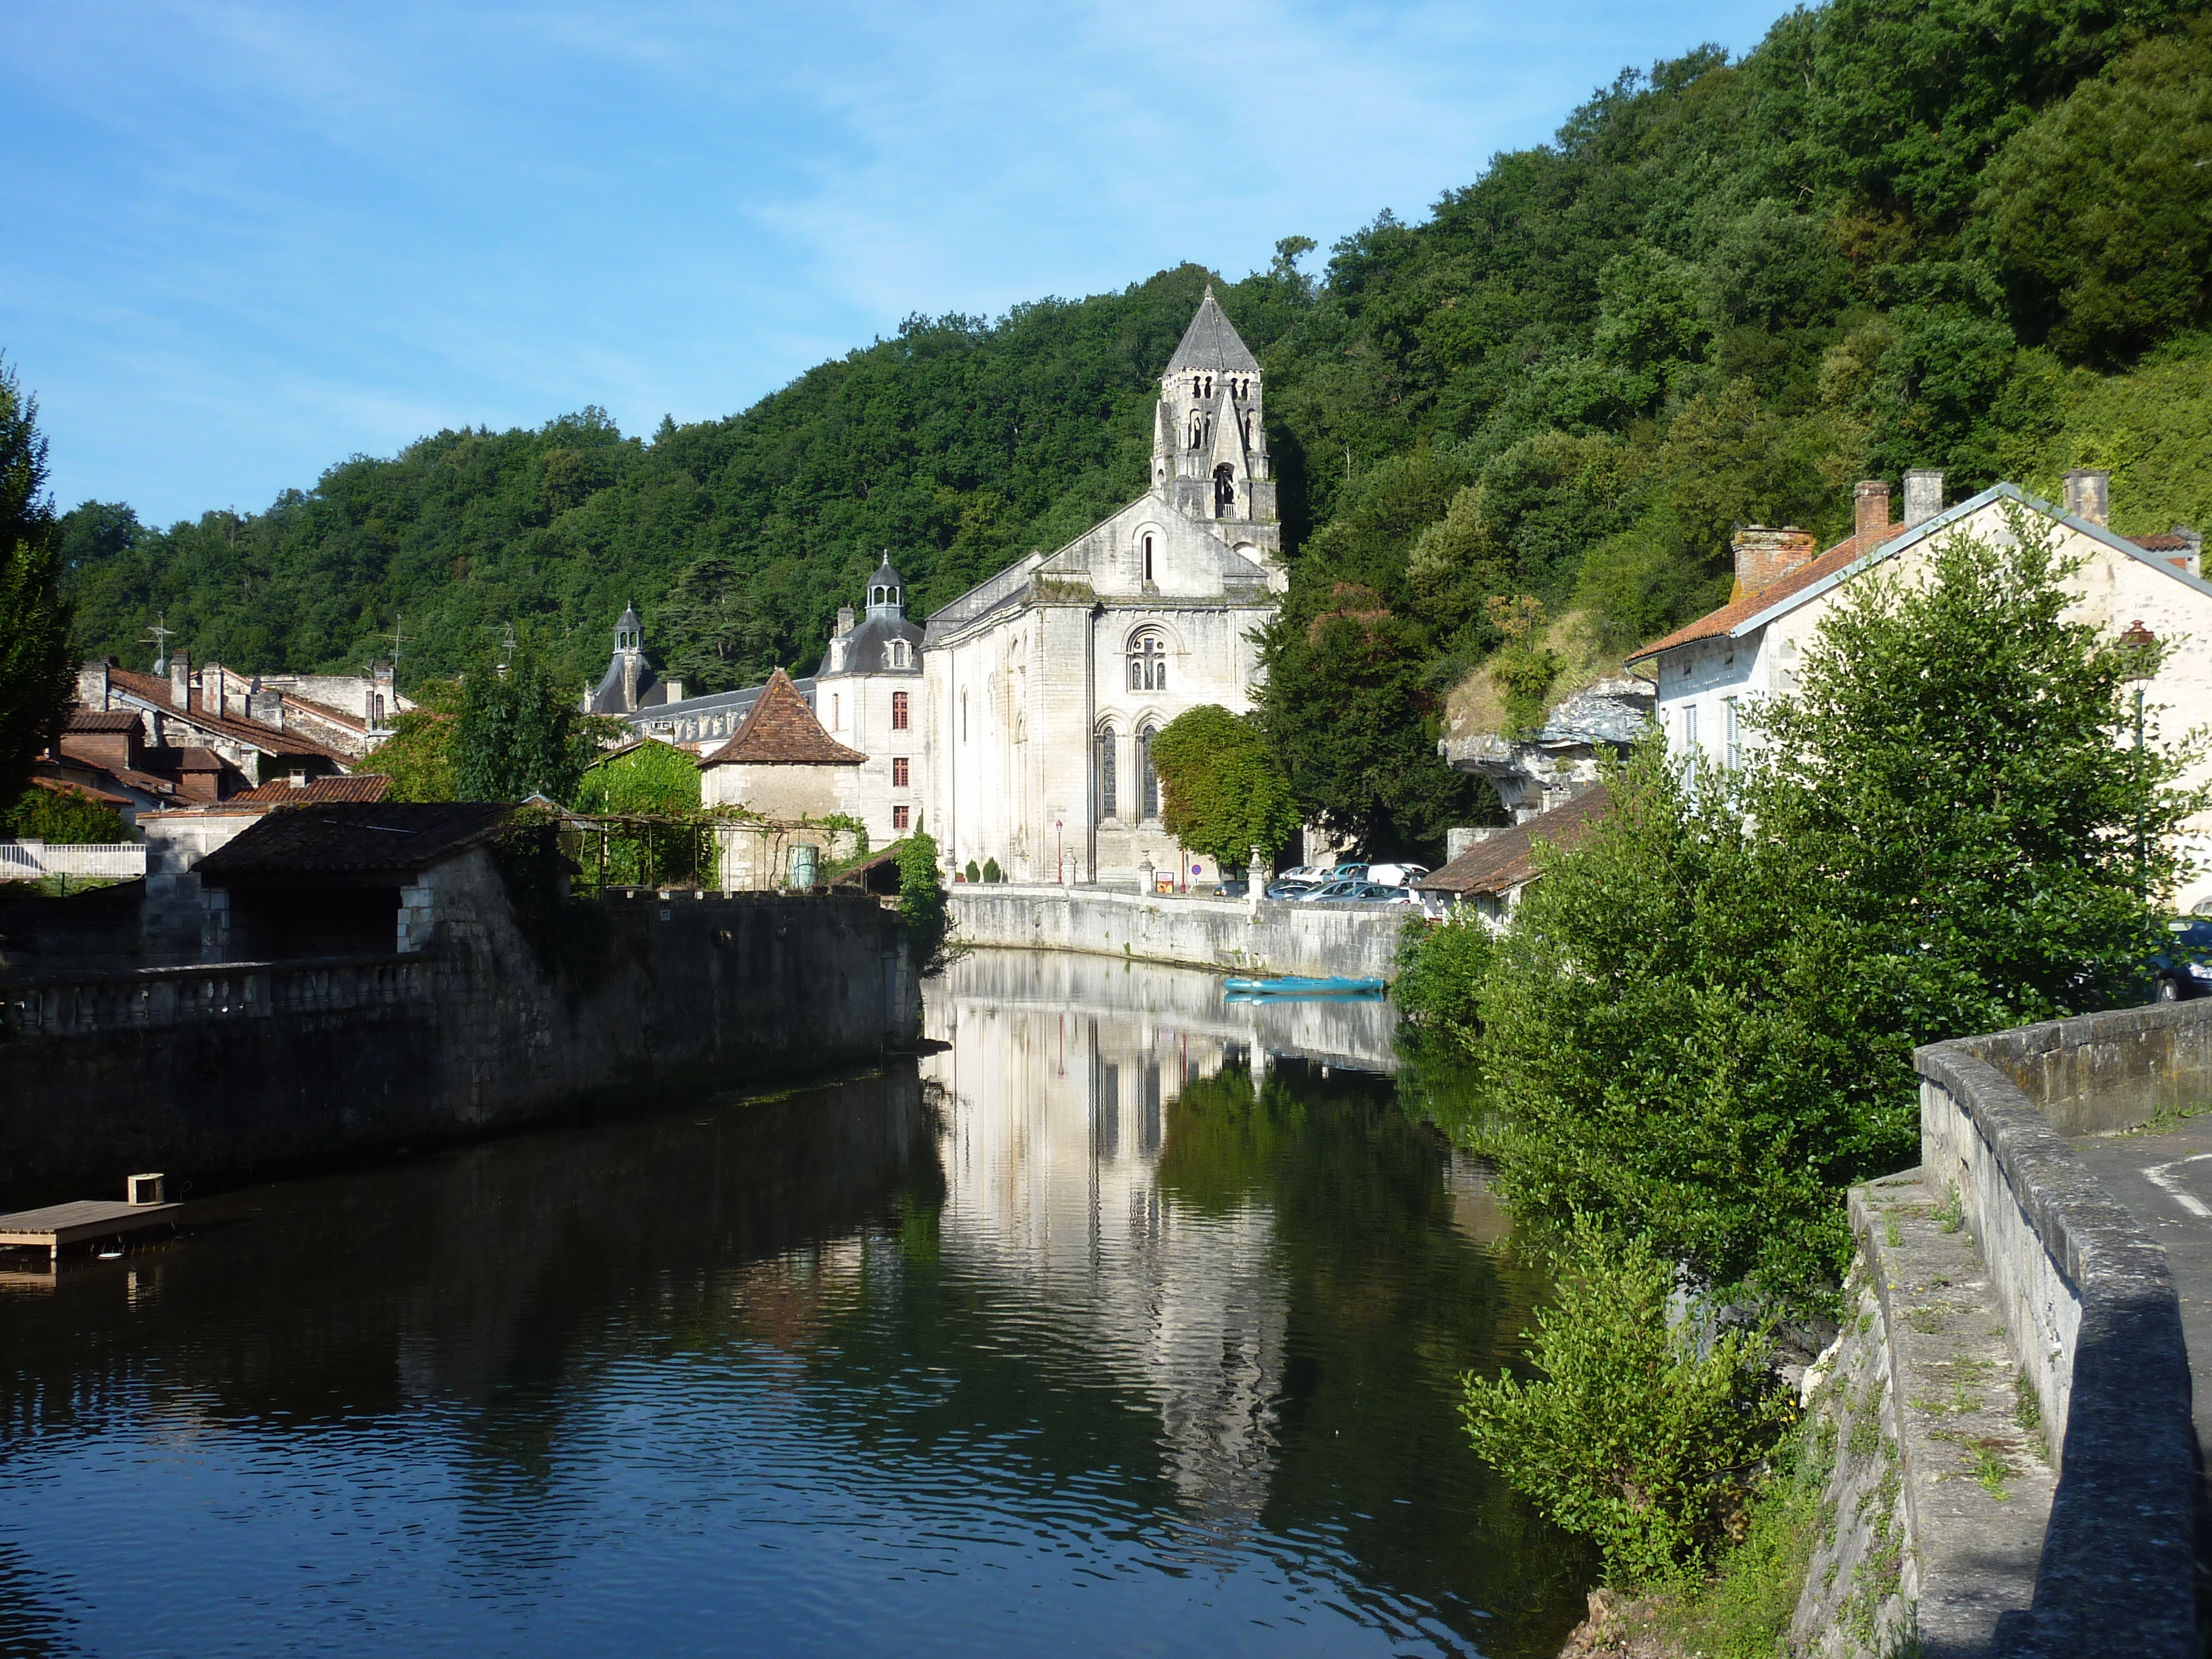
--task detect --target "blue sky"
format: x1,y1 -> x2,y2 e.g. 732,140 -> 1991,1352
2,1 -> 1785,527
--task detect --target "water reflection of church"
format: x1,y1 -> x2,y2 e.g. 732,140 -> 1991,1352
920,953 -> 1286,1530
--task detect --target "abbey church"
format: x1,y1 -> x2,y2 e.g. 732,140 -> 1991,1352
598,290 -> 1285,886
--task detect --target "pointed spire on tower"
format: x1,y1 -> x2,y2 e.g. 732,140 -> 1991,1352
1167,288 -> 1259,374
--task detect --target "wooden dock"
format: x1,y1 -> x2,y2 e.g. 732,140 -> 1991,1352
0,1199 -> 183,1266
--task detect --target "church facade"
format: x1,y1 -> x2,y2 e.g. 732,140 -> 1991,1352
920,290 -> 1284,885
595,290 -> 1284,887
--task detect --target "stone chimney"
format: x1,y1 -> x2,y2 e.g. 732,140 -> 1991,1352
836,605 -> 855,637
170,654 -> 192,711
1903,469 -> 1944,528
76,660 -> 110,711
1854,480 -> 1892,552
247,688 -> 285,729
664,679 -> 685,705
1732,527 -> 1820,599
2063,470 -> 2111,527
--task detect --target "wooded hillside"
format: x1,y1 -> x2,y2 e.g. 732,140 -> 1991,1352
51,0 -> 2212,852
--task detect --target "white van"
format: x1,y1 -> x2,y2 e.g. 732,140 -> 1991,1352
1366,863 -> 1429,888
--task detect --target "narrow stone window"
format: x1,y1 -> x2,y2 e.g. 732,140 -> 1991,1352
1724,698 -> 1739,769
1139,723 -> 1159,819
832,692 -> 840,729
892,690 -> 909,731
961,690 -> 968,742
1127,632 -> 1167,692
892,756 -> 910,788
1142,534 -> 1154,585
1096,726 -> 1118,819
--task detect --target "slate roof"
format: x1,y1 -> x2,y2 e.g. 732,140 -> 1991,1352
699,668 -> 865,768
232,774 -> 394,805
196,802 -> 512,878
821,612 -> 923,677
1416,786 -> 1611,897
104,666 -> 354,763
1165,288 -> 1260,375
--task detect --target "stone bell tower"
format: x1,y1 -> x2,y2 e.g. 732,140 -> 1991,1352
1151,288 -> 1279,552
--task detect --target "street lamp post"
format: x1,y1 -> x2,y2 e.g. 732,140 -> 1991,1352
2119,620 -> 2159,902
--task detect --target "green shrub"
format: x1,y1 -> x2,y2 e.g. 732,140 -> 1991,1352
1462,1222 -> 1792,1587
1393,912 -> 1492,1037
898,823 -> 950,974
4,783 -> 132,845
981,856 -> 1002,883
964,859 -> 980,884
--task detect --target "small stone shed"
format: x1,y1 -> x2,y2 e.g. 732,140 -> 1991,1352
1415,783 -> 1609,922
698,668 -> 866,888
193,802 -> 512,962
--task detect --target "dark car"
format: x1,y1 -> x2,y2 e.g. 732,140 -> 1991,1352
2148,917 -> 2212,1001
1264,878 -> 1318,900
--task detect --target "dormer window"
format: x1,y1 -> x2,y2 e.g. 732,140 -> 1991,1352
888,638 -> 911,669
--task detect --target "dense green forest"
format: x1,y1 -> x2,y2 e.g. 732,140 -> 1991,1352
49,0 -> 2212,850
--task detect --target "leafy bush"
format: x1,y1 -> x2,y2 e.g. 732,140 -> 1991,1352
980,856 -> 1002,883
1463,1223 -> 1792,1587
963,859 -> 980,884
1392,913 -> 1493,1034
898,822 -> 950,974
4,783 -> 132,845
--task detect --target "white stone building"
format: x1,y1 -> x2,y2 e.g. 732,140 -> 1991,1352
1628,471 -> 2212,909
922,291 -> 1285,885
697,668 -> 868,888
815,558 -> 927,848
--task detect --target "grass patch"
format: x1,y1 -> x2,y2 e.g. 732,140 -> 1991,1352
1935,1182 -> 1964,1235
1643,1423 -> 1831,1659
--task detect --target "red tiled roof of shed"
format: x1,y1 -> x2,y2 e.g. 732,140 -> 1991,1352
65,709 -> 141,732
232,774 -> 393,805
699,668 -> 865,768
1415,785 -> 1612,897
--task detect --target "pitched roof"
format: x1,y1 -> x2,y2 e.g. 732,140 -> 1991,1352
232,774 -> 394,805
65,709 -> 141,733
195,802 -> 512,878
699,668 -> 865,768
28,768 -> 132,806
1627,484 -> 2212,665
276,691 -> 367,732
103,666 -> 353,763
1165,288 -> 1260,375
1416,785 -> 1611,896
1627,525 -> 1908,663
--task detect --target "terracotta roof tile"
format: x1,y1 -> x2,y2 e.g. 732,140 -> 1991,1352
2133,532 -> 2196,552
1416,785 -> 1611,896
699,668 -> 865,768
232,774 -> 394,805
1627,525 -> 1909,664
28,768 -> 133,806
65,709 -> 141,733
104,667 -> 353,763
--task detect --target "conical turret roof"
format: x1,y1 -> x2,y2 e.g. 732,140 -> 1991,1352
1166,287 -> 1259,374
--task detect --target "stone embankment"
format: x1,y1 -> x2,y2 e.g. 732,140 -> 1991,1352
0,864 -> 917,1206
1785,1003 -> 2203,1658
947,885 -> 1404,980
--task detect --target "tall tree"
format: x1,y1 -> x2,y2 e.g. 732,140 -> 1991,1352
452,647 -> 597,804
0,358 -> 74,809
1150,705 -> 1303,868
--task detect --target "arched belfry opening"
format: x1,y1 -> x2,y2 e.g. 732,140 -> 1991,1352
1213,463 -> 1236,519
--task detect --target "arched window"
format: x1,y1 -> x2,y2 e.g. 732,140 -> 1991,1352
1213,462 -> 1236,520
1127,631 -> 1167,692
1142,533 -> 1154,585
1096,725 -> 1118,819
1139,723 -> 1159,820
1189,412 -> 1204,448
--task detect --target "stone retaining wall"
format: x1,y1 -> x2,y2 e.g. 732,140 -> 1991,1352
948,885 -> 1404,979
1908,1017 -> 2201,1657
0,858 -> 916,1207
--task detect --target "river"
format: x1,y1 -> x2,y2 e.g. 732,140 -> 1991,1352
0,951 -> 1587,1657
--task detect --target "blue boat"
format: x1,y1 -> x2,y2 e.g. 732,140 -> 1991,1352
1221,975 -> 1386,996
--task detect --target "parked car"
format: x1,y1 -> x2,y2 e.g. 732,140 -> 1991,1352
1278,865 -> 1326,882
2148,917 -> 2212,1000
1366,863 -> 1429,887
1208,871 -> 1248,896
1265,878 -> 1319,900
1297,878 -> 1370,903
1356,884 -> 1420,907
1325,862 -> 1369,882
